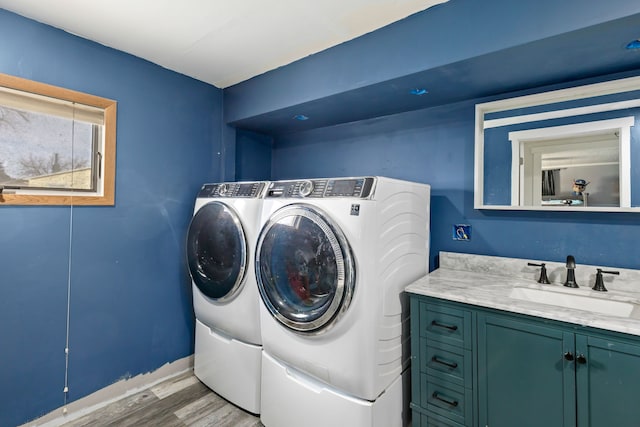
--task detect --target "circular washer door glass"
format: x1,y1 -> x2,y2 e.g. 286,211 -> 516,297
256,205 -> 355,333
187,201 -> 247,301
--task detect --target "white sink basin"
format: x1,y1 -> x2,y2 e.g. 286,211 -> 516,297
508,286 -> 636,318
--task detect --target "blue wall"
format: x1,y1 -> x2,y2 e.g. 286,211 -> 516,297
2,1 -> 640,425
236,129 -> 272,181
271,95 -> 640,272
0,10 -> 222,426
225,0 -> 640,128
224,0 -> 640,273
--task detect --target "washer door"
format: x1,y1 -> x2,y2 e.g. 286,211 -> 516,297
187,201 -> 247,301
256,204 -> 355,333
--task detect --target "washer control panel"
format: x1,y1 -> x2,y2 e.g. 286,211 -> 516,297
266,177 -> 375,198
198,182 -> 266,198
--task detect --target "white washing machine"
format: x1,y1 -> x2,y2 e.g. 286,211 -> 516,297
255,176 -> 430,427
186,181 -> 268,414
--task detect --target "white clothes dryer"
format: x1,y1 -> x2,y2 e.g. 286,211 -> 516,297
255,176 -> 430,427
186,181 -> 268,414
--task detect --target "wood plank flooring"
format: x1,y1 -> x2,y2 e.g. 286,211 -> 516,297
59,371 -> 263,427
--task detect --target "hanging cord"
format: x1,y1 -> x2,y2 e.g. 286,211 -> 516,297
63,203 -> 73,413
62,105 -> 76,414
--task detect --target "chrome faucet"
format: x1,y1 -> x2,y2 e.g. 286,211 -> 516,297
564,255 -> 579,288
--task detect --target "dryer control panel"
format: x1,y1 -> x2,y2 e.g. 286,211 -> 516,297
266,177 -> 375,198
198,182 -> 266,198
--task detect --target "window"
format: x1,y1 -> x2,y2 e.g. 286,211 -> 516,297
0,73 -> 116,205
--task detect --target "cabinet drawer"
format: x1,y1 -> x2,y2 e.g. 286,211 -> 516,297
419,410 -> 465,427
421,375 -> 472,426
422,339 -> 472,388
421,303 -> 471,349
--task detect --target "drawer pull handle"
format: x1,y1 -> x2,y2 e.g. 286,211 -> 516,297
576,354 -> 587,364
431,320 -> 458,331
432,392 -> 459,407
431,356 -> 458,369
564,351 -> 574,361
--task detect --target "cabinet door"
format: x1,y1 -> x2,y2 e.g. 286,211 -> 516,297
478,313 -> 576,427
576,334 -> 640,427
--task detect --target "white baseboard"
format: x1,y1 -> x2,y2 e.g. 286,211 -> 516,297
21,355 -> 194,427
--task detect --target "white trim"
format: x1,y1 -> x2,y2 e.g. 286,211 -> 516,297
478,75 -> 640,115
477,205 -> 640,213
473,104 -> 485,209
508,117 -> 634,141
487,102 -> 640,129
620,124 -> 632,208
20,355 -> 194,427
510,139 -> 520,206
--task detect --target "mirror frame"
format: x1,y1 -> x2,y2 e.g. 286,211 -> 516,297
474,75 -> 640,212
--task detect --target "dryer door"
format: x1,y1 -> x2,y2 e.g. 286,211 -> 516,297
256,204 -> 355,333
187,201 -> 247,301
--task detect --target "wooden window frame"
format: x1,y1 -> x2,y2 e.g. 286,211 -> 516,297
0,73 -> 116,206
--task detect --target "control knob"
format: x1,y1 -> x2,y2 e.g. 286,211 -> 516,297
218,183 -> 230,195
299,180 -> 314,197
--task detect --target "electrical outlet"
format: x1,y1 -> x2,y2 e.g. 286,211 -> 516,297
453,224 -> 471,241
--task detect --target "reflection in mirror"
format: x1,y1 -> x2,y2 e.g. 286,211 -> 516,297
509,117 -> 632,208
475,75 -> 640,212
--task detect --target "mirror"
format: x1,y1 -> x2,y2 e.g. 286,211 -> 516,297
474,75 -> 640,212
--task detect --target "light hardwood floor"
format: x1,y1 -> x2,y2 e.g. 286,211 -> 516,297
59,371 -> 263,427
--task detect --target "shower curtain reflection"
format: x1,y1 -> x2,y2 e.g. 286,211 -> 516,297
542,169 -> 559,196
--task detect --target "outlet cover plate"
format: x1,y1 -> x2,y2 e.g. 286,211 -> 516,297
453,224 -> 471,241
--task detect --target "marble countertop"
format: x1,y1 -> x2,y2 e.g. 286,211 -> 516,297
406,252 -> 640,337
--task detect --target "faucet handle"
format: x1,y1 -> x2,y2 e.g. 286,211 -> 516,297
592,268 -> 620,292
528,262 -> 551,284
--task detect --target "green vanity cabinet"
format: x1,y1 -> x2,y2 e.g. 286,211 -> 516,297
410,297 -> 474,427
477,313 -> 576,427
478,315 -> 640,427
575,334 -> 640,426
409,293 -> 640,427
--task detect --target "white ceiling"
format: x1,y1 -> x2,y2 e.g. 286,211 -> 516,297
0,0 -> 448,88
